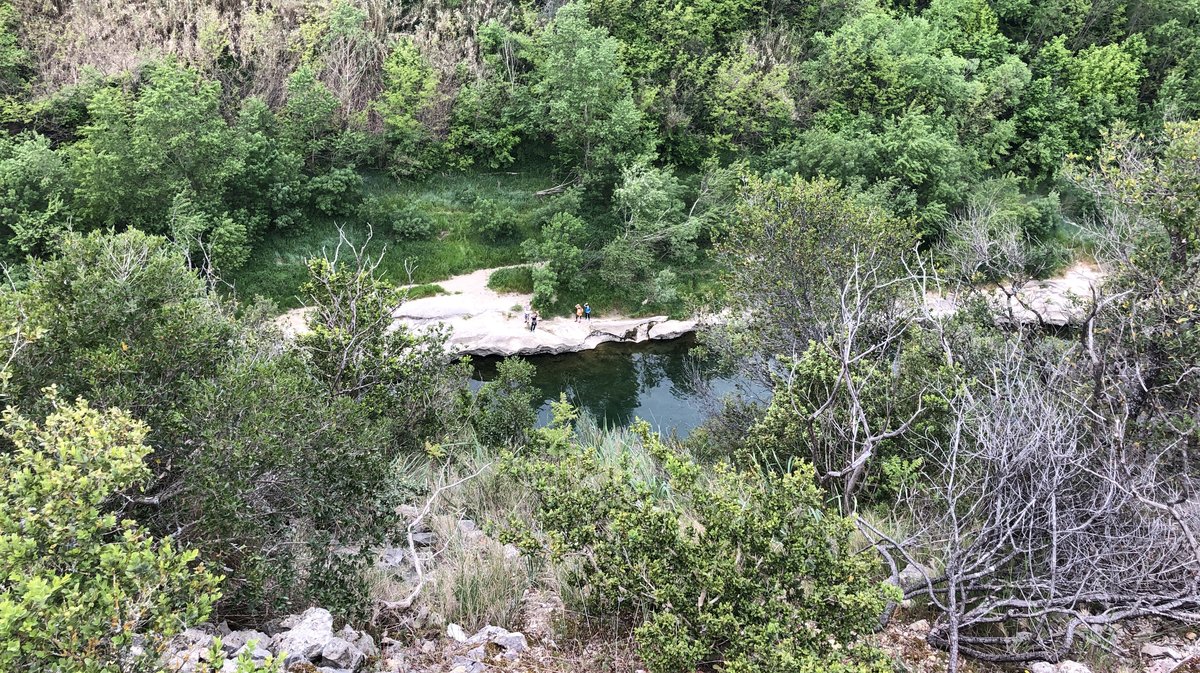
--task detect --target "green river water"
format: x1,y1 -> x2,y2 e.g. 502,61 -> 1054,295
471,334 -> 762,436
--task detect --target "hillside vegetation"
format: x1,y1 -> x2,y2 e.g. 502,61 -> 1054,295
0,1 -> 1198,673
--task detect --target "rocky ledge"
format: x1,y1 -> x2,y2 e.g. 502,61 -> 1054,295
413,314 -> 699,358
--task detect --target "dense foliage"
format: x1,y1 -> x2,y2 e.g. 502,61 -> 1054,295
507,412 -> 897,673
0,0 -> 1198,672
0,0 -> 1193,306
0,394 -> 219,672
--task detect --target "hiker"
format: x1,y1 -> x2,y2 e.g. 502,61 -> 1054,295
575,304 -> 583,322
530,310 -> 539,332
523,305 -> 530,330
583,303 -> 591,321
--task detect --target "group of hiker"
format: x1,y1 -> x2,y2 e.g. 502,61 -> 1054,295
523,302 -> 591,332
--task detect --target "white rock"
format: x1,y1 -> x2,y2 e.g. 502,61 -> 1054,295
493,631 -> 528,652
320,637 -> 365,671
1028,664 -> 1055,673
271,607 -> 335,666
338,625 -> 378,658
1143,644 -> 1185,659
1056,661 -> 1093,673
446,623 -> 468,643
221,630 -> 268,655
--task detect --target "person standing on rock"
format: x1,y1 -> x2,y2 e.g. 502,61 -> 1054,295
575,304 -> 583,322
530,310 -> 539,332
523,305 -> 531,330
584,303 -> 591,321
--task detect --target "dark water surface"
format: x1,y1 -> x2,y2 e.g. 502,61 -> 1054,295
470,335 -> 759,436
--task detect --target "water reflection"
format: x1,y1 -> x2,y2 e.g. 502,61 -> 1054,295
470,335 -> 761,436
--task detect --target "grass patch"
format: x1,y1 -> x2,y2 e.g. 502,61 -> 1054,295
405,283 -> 446,300
487,266 -> 534,294
226,167 -> 559,309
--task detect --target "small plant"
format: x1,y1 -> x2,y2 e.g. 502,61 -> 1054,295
405,283 -> 445,299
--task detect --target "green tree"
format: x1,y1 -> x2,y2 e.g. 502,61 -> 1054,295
71,60 -> 247,232
446,21 -> 536,169
0,0 -> 29,113
281,65 -> 343,169
788,7 -> 1024,233
1009,35 -> 1146,181
474,357 -> 538,446
0,393 -> 220,672
534,3 -> 649,177
0,132 -> 71,258
378,37 -> 437,175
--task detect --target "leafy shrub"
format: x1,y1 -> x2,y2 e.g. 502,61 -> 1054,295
360,196 -> 434,240
470,199 -> 520,242
505,413 -> 898,673
0,393 -> 221,672
487,266 -> 535,294
474,357 -> 538,446
308,167 -> 364,217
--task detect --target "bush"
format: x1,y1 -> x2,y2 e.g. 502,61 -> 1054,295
470,199 -> 520,242
505,413 -> 897,673
405,283 -> 445,299
474,357 -> 538,446
308,167 -> 364,217
360,196 -> 435,240
0,393 -> 221,672
487,266 -> 535,294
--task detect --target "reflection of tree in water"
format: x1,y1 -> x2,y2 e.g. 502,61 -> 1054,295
551,340 -> 714,425
474,335 -> 739,431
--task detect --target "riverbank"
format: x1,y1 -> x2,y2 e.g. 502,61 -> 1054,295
275,261 -> 1107,355
275,265 -> 700,356
394,267 -> 697,356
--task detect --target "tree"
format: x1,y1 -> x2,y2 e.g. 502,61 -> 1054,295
446,21 -> 536,170
473,357 -> 538,446
716,174 -> 924,513
1009,36 -> 1146,182
297,230 -> 468,445
378,37 -> 437,175
281,65 -> 343,169
534,3 -> 649,178
0,132 -> 71,258
0,393 -> 220,672
71,60 -> 247,232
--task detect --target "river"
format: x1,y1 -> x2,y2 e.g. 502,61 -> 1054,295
470,334 -> 762,436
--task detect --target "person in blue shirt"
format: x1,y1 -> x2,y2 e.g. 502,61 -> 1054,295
583,303 -> 591,321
